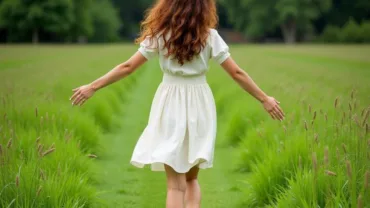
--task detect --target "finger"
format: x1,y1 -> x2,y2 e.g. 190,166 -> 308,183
72,87 -> 80,92
274,98 -> 280,104
276,105 -> 285,118
273,108 -> 283,121
73,95 -> 85,106
79,98 -> 88,106
70,91 -> 80,101
276,106 -> 285,120
271,110 -> 280,120
273,106 -> 284,120
268,110 -> 276,120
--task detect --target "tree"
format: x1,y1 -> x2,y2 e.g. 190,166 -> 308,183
111,0 -> 152,38
69,0 -> 94,43
0,0 -> 74,43
89,0 -> 121,42
219,0 -> 332,43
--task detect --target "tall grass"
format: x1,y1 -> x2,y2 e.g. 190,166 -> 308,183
0,45 -> 140,207
208,45 -> 370,207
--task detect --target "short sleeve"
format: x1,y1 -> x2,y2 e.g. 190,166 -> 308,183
210,29 -> 230,64
138,36 -> 159,60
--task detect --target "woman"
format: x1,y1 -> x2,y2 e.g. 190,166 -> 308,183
69,0 -> 285,207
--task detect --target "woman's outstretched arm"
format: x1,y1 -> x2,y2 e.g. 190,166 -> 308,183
220,57 -> 285,121
70,51 -> 148,106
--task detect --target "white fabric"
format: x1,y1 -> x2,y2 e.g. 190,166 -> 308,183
130,29 -> 230,173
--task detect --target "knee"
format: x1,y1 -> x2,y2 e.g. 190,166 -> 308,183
167,182 -> 187,193
186,177 -> 198,186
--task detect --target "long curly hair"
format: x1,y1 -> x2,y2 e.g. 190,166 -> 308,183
135,0 -> 218,65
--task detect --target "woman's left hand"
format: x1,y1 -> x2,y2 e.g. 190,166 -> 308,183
70,84 -> 96,106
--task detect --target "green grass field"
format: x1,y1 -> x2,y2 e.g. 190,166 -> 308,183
0,44 -> 369,208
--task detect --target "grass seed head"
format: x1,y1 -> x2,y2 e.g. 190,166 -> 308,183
364,170 -> 369,190
36,186 -> 42,197
88,154 -> 98,158
325,170 -> 337,176
37,144 -> 44,155
35,107 -> 38,117
314,133 -> 319,144
304,120 -> 308,131
0,144 -> 2,156
363,110 -> 369,127
324,146 -> 329,166
334,97 -> 339,108
361,108 -> 366,117
325,113 -> 328,121
357,194 -> 363,208
7,138 -> 13,149
42,147 -> 55,157
308,104 -> 312,113
346,160 -> 352,179
349,102 -> 352,111
40,169 -> 45,180
36,137 -> 40,144
313,111 -> 316,120
15,174 -> 19,187
342,143 -> 347,154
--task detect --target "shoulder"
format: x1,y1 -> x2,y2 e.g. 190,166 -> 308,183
207,28 -> 219,44
209,28 -> 219,37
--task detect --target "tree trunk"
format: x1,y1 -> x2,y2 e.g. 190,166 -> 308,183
32,28 -> 39,44
281,20 -> 296,44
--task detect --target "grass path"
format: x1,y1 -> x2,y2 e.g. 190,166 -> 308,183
92,64 -> 246,207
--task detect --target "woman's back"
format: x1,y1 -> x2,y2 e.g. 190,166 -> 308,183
139,29 -> 231,76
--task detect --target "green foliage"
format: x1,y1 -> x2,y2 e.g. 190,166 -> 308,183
217,45 -> 370,207
0,0 -> 74,42
0,45 -> 139,207
0,0 -> 120,42
320,19 -> 370,43
340,18 -> 363,43
219,0 -> 332,42
89,0 -> 121,42
69,0 -> 94,41
320,25 -> 341,43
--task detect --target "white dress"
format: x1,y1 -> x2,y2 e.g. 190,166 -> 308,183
130,29 -> 231,173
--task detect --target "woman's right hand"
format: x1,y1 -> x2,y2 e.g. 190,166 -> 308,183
262,96 -> 285,121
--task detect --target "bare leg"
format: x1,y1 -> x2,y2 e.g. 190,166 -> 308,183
185,165 -> 201,208
164,164 -> 187,208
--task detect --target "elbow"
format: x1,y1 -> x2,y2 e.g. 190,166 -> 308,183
119,62 -> 134,75
230,67 -> 245,80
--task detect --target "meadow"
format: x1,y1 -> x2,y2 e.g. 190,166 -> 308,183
0,44 -> 369,207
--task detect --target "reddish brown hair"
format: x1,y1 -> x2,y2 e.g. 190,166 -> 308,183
135,0 -> 218,65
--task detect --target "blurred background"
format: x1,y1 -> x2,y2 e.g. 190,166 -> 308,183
1,1 -> 369,208
0,0 -> 369,44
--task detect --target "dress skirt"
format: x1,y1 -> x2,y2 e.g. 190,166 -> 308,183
130,73 -> 217,173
